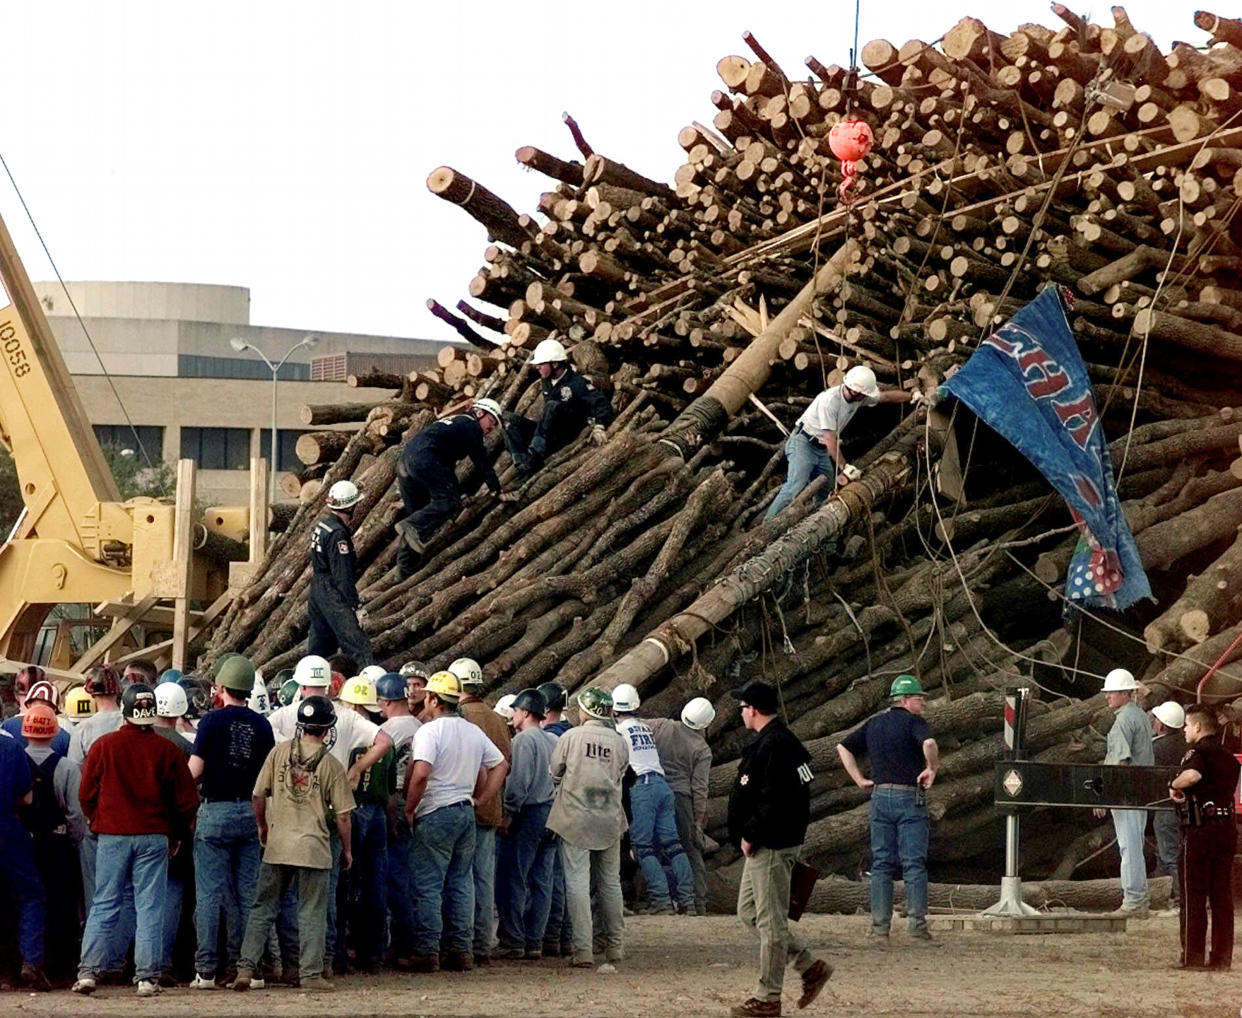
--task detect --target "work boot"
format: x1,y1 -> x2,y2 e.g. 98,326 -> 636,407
395,521 -> 426,555
408,955 -> 440,973
300,975 -> 335,991
231,970 -> 253,992
730,998 -> 781,1017
440,950 -> 473,972
1110,905 -> 1151,920
797,959 -> 832,1009
18,964 -> 52,992
541,941 -> 561,958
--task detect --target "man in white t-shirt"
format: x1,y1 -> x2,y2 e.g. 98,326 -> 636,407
764,365 -> 918,521
376,673 -> 422,967
403,672 -> 508,973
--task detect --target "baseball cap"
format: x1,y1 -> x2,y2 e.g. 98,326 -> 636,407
731,680 -> 779,714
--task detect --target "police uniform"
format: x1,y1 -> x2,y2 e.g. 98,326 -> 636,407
504,366 -> 612,471
1176,734 -> 1240,969
397,414 -> 500,570
308,512 -> 370,663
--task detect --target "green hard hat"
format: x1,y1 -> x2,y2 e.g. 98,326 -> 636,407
209,652 -> 241,680
889,675 -> 925,698
278,677 -> 300,707
216,655 -> 257,694
576,686 -> 613,720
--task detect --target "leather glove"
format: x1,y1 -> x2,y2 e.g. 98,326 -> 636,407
590,424 -> 608,446
499,491 -> 520,504
909,389 -> 926,405
840,463 -> 862,482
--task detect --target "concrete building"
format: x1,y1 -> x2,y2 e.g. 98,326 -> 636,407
33,281 -> 438,504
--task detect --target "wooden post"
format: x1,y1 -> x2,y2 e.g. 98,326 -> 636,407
171,459 -> 196,671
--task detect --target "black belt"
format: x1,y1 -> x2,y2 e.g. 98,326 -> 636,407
874,783 -> 918,791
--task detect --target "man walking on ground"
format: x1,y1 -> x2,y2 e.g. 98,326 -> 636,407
547,688 -> 629,972
1093,668 -> 1154,918
728,680 -> 831,1018
234,695 -> 354,993
73,684 -> 198,998
837,675 -> 938,943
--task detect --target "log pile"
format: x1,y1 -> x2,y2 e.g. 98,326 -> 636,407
208,8 -> 1242,902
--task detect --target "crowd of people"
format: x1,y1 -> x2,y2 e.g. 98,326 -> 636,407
0,655 -> 727,1000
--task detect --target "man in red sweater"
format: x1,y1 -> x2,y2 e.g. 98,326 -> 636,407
73,683 -> 198,998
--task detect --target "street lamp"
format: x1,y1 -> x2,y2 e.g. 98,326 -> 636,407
229,334 -> 319,502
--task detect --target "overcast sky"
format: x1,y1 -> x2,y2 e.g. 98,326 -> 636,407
0,0 -> 1194,345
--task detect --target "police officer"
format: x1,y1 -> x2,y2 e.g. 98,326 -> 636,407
392,400 -> 515,579
308,480 -> 371,664
502,339 -> 612,475
1170,703 -> 1241,970
727,680 -> 830,1018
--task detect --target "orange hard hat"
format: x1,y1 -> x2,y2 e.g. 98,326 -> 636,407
22,702 -> 59,740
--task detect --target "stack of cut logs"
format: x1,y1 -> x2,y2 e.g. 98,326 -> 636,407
209,8 -> 1242,908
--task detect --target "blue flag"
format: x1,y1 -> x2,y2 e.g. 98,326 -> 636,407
942,287 -> 1151,612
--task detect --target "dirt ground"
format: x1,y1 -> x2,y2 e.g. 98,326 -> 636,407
7,913 -> 1239,1018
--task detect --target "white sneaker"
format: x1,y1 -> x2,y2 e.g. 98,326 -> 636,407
71,977 -> 97,995
189,973 -> 218,990
598,963 -> 617,974
250,977 -> 266,989
136,979 -> 161,997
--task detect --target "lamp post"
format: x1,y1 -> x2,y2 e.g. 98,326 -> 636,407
229,334 -> 319,502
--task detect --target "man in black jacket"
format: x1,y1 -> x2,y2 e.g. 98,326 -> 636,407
308,481 -> 371,663
726,680 -> 831,1018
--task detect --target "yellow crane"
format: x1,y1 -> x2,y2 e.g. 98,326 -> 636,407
0,211 -> 265,677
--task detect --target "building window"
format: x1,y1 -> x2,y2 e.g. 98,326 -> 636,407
258,429 -> 306,472
94,424 -> 164,462
180,427 -> 251,470
177,355 -> 309,380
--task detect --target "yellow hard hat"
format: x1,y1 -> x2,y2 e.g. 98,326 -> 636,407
64,686 -> 96,720
426,670 -> 462,702
338,677 -> 378,707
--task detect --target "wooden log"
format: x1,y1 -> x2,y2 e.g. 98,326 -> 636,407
1144,529 -> 1242,653
426,166 -> 529,250
514,145 -> 584,186
299,402 -> 386,427
294,429 -> 357,466
346,370 -> 405,391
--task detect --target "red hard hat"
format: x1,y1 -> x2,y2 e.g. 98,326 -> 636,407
84,665 -> 121,697
22,703 -> 59,740
15,665 -> 44,696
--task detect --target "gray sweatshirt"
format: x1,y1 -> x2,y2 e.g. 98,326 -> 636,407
648,717 -> 712,819
503,726 -> 557,815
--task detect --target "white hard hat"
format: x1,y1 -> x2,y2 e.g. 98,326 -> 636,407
612,683 -> 640,713
155,682 -> 188,718
473,398 -> 503,423
449,657 -> 484,689
681,697 -> 716,731
843,365 -> 879,398
327,479 -> 362,510
247,675 -> 271,716
1152,701 -> 1185,729
293,654 -> 332,687
531,338 -> 568,365
359,664 -> 387,683
1101,668 -> 1138,692
494,693 -> 517,720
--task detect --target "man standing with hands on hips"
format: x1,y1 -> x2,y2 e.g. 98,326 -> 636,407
727,680 -> 831,1018
836,675 -> 938,943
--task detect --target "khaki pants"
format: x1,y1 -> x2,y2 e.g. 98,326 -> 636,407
736,845 -> 814,1002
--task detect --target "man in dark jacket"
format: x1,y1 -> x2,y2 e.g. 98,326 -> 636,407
502,339 -> 612,475
392,400 -> 515,579
308,480 -> 371,664
727,680 -> 831,1018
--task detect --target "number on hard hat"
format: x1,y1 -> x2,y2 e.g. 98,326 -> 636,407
681,697 -> 716,731
326,480 -> 362,510
293,655 -> 332,687
576,687 -> 613,720
21,703 -> 59,740
155,682 -> 188,718
1101,668 -> 1138,692
449,657 -> 484,689
889,675 -> 925,698
472,398 -> 503,424
843,365 -> 880,399
426,670 -> 463,703
122,683 -> 159,726
611,683 -> 640,713
530,338 -> 568,365
1152,701 -> 1185,729
64,686 -> 96,720
339,676 -> 379,707
511,687 -> 547,719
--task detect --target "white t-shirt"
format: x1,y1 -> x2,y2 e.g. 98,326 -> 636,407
411,714 -> 504,818
796,385 -> 876,439
324,708 -> 381,768
381,714 -> 423,789
268,702 -> 300,743
616,716 -> 664,777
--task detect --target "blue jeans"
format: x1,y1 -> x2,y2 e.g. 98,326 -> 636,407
325,828 -> 344,973
410,802 -> 475,956
192,800 -> 262,978
630,777 -> 694,909
471,825 -> 497,957
350,801 -> 389,967
496,802 -> 557,951
544,850 -> 572,949
80,829 -> 136,971
387,816 -> 416,958
161,871 -> 184,974
79,833 -> 168,981
1111,808 -> 1149,910
868,788 -> 929,933
764,430 -> 835,520
1153,810 -> 1180,904
0,819 -> 45,967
